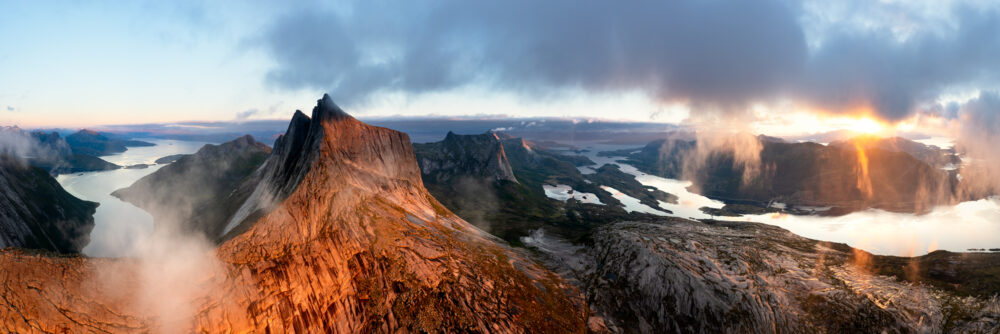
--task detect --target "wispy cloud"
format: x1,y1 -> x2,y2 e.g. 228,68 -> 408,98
235,109 -> 259,120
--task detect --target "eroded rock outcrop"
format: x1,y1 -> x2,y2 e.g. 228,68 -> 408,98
527,218 -> 1000,333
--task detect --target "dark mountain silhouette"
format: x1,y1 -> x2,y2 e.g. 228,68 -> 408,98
0,155 -> 96,253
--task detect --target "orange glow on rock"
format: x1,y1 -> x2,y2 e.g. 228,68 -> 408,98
854,142 -> 874,198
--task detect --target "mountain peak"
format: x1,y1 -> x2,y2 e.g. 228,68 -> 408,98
312,93 -> 351,123
415,131 -> 518,183
222,94 -> 421,235
75,129 -> 101,136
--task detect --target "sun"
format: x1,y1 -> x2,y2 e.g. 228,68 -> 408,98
850,117 -> 884,135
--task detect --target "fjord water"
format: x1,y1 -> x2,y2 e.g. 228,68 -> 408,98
57,139 -> 209,257
578,147 -> 1000,257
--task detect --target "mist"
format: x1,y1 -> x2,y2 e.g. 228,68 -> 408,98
55,139 -> 225,332
0,126 -> 66,162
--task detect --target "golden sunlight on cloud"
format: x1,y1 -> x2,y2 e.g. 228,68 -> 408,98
747,105 -> 939,139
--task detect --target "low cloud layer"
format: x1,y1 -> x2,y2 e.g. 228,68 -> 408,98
257,1 -> 1000,122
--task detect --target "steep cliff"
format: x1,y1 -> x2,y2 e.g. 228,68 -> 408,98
0,156 -> 97,253
111,135 -> 271,238
413,131 -> 524,233
0,94 -> 588,333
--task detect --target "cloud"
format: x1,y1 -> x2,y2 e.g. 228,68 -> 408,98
235,108 -> 259,120
5,106 -> 13,112
795,4 -> 1000,121
255,1 -> 1000,122
233,101 -> 286,121
258,1 -> 806,112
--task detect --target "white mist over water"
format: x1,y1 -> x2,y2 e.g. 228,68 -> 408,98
542,184 -> 604,205
57,139 -> 209,257
58,139 -> 226,332
576,146 -> 1000,256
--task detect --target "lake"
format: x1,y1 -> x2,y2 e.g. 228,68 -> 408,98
57,139 -> 209,257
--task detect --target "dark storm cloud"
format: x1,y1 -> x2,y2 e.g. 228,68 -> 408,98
257,1 -> 1000,121
959,91 -> 1000,135
260,1 -> 806,108
798,5 -> 1000,121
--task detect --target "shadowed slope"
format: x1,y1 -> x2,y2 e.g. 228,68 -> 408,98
0,156 -> 97,253
111,135 -> 271,239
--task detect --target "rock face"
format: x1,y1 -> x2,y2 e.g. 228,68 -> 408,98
829,135 -> 961,169
111,135 -> 271,239
0,94 -> 588,332
415,131 -> 518,184
526,218 -> 1000,333
412,131 -> 523,233
0,156 -> 97,253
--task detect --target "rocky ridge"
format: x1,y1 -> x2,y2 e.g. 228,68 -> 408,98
415,131 -> 518,184
526,218 -> 1000,333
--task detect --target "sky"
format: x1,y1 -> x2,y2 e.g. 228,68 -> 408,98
1,0 -> 999,135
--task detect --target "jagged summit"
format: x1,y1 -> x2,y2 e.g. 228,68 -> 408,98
313,93 -> 352,122
207,95 -> 585,331
416,130 -> 518,183
223,94 -> 422,236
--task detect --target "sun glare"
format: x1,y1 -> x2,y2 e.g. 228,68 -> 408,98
849,117 -> 884,135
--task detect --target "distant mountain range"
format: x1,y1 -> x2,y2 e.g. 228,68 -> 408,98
64,129 -> 154,156
613,135 -> 966,214
1,126 -> 157,175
